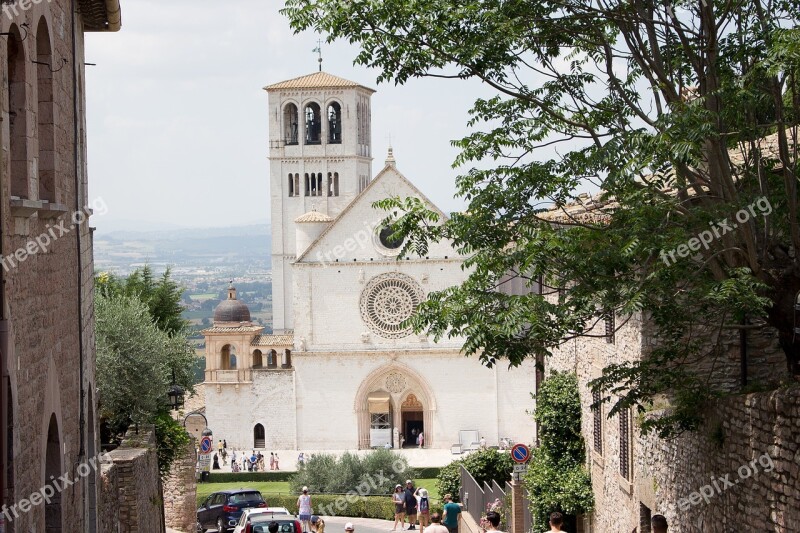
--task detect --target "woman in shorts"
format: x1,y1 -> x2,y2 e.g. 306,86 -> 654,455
393,484 -> 406,531
417,488 -> 430,533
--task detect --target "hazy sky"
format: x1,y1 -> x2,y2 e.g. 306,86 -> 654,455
85,0 -> 493,232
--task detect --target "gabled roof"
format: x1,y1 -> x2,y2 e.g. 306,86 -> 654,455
264,71 -> 375,93
295,159 -> 449,263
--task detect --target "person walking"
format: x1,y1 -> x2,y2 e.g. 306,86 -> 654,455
416,488 -> 430,533
298,486 -> 313,532
426,514 -> 448,533
651,515 -> 668,533
270,452 -> 276,470
484,512 -> 505,533
442,494 -> 461,533
392,484 -> 406,531
404,480 -> 418,530
223,439 -> 227,450
275,453 -> 280,469
417,431 -> 424,448
548,512 -> 565,532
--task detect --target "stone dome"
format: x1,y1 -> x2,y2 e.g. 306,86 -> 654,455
295,210 -> 333,223
213,284 -> 251,324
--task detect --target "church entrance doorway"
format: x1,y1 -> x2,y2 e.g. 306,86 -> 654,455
367,391 -> 392,448
401,394 -> 425,448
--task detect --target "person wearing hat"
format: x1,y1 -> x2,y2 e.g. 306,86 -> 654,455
404,480 -> 418,530
298,486 -> 313,532
392,484 -> 406,531
344,523 -> 355,533
311,515 -> 325,533
416,488 -> 430,533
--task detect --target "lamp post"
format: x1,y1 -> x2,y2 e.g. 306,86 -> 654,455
167,368 -> 185,417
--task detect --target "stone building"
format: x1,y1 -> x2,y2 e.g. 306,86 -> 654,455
541,196 -> 797,532
0,1 -> 121,532
202,72 -> 538,451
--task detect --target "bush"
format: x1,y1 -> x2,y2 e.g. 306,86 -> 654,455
207,471 -> 295,483
523,371 -> 594,531
290,449 -> 415,495
154,412 -> 191,479
266,494 -> 398,520
436,449 -> 514,502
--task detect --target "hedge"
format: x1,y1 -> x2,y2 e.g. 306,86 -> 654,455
208,472 -> 295,483
265,494 -> 396,520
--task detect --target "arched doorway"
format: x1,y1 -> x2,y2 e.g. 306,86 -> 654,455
401,394 -> 425,448
221,344 -> 237,370
45,414 -> 62,532
253,350 -> 263,369
254,424 -> 265,449
354,365 -> 436,449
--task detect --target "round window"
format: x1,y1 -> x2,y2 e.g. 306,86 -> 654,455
378,226 -> 403,250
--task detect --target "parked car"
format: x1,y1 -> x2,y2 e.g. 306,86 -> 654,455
197,489 -> 267,533
245,516 -> 302,533
233,507 -> 292,533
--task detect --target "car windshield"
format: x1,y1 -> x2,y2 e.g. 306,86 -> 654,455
251,519 -> 296,533
228,492 -> 264,505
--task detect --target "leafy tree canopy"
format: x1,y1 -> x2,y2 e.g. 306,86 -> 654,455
284,0 -> 800,435
436,447 -> 514,502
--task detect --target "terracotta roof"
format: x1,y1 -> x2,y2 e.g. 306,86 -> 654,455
202,325 -> 264,334
537,193 -> 616,225
264,71 -> 375,92
252,334 -> 295,347
295,211 -> 334,223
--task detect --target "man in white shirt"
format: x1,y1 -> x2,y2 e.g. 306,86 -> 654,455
425,513 -> 449,533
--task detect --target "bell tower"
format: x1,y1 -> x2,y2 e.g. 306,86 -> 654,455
264,72 -> 375,333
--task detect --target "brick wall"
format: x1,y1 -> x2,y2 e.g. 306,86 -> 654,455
163,437 -> 197,532
99,426 -> 166,533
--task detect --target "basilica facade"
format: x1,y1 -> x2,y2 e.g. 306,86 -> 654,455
202,71 -> 537,451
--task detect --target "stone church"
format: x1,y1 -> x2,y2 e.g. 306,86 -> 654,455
202,71 -> 537,451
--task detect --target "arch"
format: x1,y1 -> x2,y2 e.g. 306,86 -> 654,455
252,350 -> 263,369
288,174 -> 295,197
45,414 -> 62,532
37,18 -> 56,203
327,172 -> 340,197
7,25 -> 29,199
267,350 -> 278,369
304,173 -> 310,197
293,174 -> 300,196
282,349 -> 292,368
283,102 -> 299,145
327,101 -> 342,143
304,102 -> 321,144
353,362 -> 437,449
254,423 -> 265,448
220,344 -> 237,370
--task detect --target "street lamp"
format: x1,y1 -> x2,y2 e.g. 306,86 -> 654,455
167,369 -> 185,412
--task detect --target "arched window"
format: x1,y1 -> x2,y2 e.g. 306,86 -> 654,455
316,173 -> 323,197
328,102 -> 342,143
45,414 -> 62,532
294,174 -> 300,196
288,174 -> 294,197
282,349 -> 292,368
253,350 -> 263,369
254,424 -> 265,449
37,19 -> 55,203
267,350 -> 278,369
304,102 -> 321,144
304,173 -> 310,196
221,344 -> 237,370
8,26 -> 29,199
284,103 -> 299,145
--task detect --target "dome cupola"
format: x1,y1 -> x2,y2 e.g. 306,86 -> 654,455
213,282 -> 251,325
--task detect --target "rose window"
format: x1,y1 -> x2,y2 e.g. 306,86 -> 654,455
360,273 -> 423,339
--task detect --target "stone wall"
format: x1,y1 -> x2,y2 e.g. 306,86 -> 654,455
163,437 -> 197,533
641,386 -> 800,532
99,426 -> 166,533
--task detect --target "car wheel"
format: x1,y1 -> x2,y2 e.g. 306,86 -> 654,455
197,521 -> 207,533
217,516 -> 227,533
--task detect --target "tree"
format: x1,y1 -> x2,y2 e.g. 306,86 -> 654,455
524,372 -> 593,530
436,448 -> 514,502
284,0 -> 800,435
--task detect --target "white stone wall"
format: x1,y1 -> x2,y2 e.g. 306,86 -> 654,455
204,370 -> 298,451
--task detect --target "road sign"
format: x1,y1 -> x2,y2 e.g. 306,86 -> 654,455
200,435 -> 213,455
511,443 -> 530,464
513,464 -> 528,473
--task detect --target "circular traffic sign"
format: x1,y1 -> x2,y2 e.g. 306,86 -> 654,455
511,443 -> 530,464
200,436 -> 213,454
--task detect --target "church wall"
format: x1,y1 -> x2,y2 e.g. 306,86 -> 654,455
204,370 -> 297,451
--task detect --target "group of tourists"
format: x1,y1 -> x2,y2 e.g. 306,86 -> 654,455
226,450 -> 281,472
392,480 -> 441,533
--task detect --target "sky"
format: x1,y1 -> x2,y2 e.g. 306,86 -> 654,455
84,0 -> 493,232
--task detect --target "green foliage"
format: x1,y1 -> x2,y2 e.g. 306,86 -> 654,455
289,449 -> 415,495
154,412 -> 191,479
524,372 -> 593,530
207,472 -> 295,483
282,0 -> 800,436
436,448 -> 514,502
246,494 -> 400,520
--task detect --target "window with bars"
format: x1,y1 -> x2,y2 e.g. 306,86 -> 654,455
605,312 -> 615,344
592,390 -> 602,455
370,413 -> 390,429
619,408 -> 631,480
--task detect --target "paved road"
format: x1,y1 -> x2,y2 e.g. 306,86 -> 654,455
194,516 -> 398,533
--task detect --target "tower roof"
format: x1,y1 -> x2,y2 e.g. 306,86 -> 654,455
295,210 -> 334,223
264,71 -> 375,93
213,284 -> 252,325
